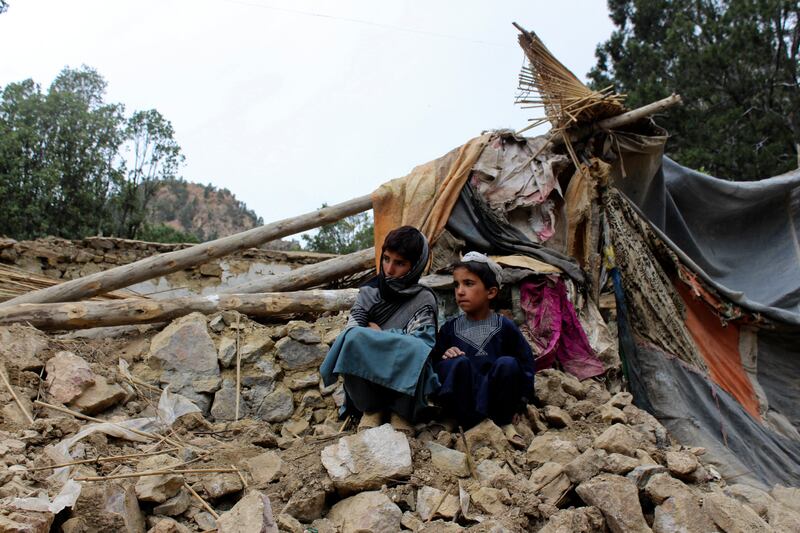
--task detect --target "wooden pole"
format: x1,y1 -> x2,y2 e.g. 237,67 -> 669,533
0,195 -> 372,307
224,247 -> 375,294
0,289 -> 359,330
0,364 -> 35,425
596,93 -> 682,131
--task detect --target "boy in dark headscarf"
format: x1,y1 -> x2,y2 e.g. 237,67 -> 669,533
320,226 -> 440,433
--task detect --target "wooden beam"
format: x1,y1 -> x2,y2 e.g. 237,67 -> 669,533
225,247 -> 375,294
0,289 -> 359,330
0,195 -> 372,307
596,93 -> 682,131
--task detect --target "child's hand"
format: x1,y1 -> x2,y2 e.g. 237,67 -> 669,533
368,322 -> 382,331
442,347 -> 465,359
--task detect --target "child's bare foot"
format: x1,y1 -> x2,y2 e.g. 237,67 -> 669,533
502,423 -> 525,449
358,411 -> 382,431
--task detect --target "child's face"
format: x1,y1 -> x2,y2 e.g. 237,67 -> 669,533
382,249 -> 412,278
453,267 -> 497,314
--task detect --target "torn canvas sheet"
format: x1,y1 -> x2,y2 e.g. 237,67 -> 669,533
471,132 -> 570,245
519,276 -> 604,380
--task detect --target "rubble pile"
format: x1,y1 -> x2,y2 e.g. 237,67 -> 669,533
0,313 -> 798,533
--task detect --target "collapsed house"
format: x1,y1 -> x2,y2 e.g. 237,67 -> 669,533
0,25 -> 798,533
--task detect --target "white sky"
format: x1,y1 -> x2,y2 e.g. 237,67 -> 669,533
0,0 -> 614,231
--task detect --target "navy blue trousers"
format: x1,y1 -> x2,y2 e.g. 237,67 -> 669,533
434,355 -> 523,428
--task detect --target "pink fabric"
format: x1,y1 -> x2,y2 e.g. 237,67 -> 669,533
520,277 -> 605,380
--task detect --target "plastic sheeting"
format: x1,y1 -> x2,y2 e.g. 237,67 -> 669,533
614,156 -> 800,326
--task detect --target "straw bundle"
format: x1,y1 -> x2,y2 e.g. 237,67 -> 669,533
513,23 -> 626,135
0,264 -> 143,302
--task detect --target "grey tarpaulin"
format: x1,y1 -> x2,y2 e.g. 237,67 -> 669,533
445,182 -> 585,284
610,151 -> 800,487
614,156 -> 800,325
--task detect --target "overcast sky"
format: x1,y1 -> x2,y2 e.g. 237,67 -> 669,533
0,0 -> 614,231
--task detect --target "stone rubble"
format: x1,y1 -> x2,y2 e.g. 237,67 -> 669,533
0,312 -> 796,533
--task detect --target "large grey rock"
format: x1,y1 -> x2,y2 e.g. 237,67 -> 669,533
240,358 -> 282,388
724,483 -> 774,516
0,324 -> 47,371
603,453 -> 639,475
470,486 -> 510,515
69,376 -> 126,415
287,322 -> 322,344
210,381 -> 244,421
652,493 -> 716,533
538,506 -> 606,533
203,473 -> 243,499
152,489 -> 190,516
565,448 -> 604,483
427,441 -> 469,477
0,510 -> 55,533
148,313 -> 220,412
527,433 -> 580,465
771,485 -> 800,513
457,418 -> 511,455
328,491 -> 402,533
644,473 -> 692,505
321,424 -> 412,494
275,338 -> 328,370
594,424 -> 640,456
240,336 -> 274,363
71,481 -> 145,533
285,371 -> 320,390
215,490 -> 278,533
416,486 -> 460,520
766,502 -> 800,531
44,351 -> 95,403
576,473 -> 652,533
254,385 -> 293,422
665,451 -> 699,477
702,492 -> 773,533
284,487 -> 327,522
241,451 -> 283,485
135,455 -> 184,503
217,337 -> 236,368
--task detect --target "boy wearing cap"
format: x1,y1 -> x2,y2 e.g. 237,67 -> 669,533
430,252 -> 535,446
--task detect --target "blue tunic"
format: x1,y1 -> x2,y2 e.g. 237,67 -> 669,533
431,313 -> 535,427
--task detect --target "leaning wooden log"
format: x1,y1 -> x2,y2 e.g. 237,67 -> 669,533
0,289 -> 359,330
550,93 -> 683,147
0,195 -> 372,308
224,247 -> 375,294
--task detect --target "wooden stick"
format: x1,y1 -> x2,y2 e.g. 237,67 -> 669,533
223,247 -> 375,294
1,289 -> 360,330
458,426 -> 479,480
235,315 -> 241,422
338,415 -> 351,434
1,195 -> 372,307
185,481 -> 220,520
0,365 -> 35,425
232,464 -> 247,489
28,447 -> 180,471
74,467 -> 237,481
597,93 -> 682,130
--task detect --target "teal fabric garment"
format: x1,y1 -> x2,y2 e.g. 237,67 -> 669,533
321,324 -> 438,394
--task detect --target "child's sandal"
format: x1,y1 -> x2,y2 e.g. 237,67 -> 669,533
502,423 -> 526,449
389,412 -> 415,436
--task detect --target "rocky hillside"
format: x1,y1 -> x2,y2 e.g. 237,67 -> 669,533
147,180 -> 263,242
0,313 -> 798,532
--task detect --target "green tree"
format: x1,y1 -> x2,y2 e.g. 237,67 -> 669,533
137,222 -> 199,244
590,0 -> 800,179
302,208 -> 374,254
112,109 -> 184,238
0,66 -> 126,239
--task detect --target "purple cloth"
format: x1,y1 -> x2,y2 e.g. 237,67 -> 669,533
520,277 -> 604,380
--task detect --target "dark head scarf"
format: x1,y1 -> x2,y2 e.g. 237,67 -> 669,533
349,230 -> 433,328
377,232 -> 430,302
